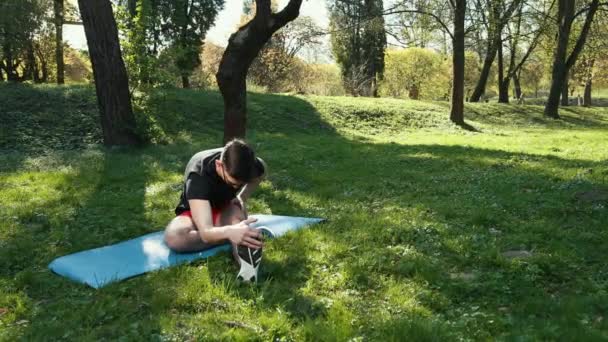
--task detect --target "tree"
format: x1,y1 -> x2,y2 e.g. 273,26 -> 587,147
387,0 -> 443,48
387,0 -> 468,124
160,0 -> 224,88
544,0 -> 600,118
329,0 -> 386,97
247,14 -> 323,92
0,0 -> 47,82
468,0 -> 523,102
495,0 -> 551,103
570,10 -> 608,106
450,0 -> 466,124
380,48 -> 447,99
54,0 -> 64,84
519,55 -> 544,97
78,0 -> 140,145
116,0 -> 222,88
217,0 -> 303,142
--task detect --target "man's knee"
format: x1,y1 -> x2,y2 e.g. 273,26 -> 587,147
164,216 -> 194,250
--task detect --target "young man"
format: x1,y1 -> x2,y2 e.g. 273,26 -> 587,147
164,139 -> 267,281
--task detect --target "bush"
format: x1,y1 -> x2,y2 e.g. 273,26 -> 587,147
379,48 -> 449,100
287,62 -> 346,96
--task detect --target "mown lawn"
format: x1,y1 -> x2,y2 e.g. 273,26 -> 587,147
1,83 -> 607,341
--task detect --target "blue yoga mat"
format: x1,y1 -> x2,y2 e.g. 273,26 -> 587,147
48,214 -> 324,288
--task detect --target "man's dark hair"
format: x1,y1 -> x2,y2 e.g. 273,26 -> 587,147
221,139 -> 257,183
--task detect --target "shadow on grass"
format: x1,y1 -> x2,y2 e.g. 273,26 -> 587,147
247,130 -> 607,339
2,84 -> 608,339
0,146 -> 202,339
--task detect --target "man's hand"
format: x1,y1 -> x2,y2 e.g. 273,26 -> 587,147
227,218 -> 262,249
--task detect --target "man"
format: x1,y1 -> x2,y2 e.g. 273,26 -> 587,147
164,139 -> 267,281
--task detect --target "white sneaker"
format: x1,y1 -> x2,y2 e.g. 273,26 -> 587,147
236,245 -> 262,282
236,227 -> 273,283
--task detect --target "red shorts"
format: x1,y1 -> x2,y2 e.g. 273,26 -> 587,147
178,207 -> 222,226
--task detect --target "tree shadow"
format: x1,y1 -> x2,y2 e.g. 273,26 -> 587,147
0,145 -> 194,339
210,94 -> 607,337
2,85 -> 607,339
242,126 -> 608,338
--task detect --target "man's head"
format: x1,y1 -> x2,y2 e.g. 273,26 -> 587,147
216,139 -> 257,188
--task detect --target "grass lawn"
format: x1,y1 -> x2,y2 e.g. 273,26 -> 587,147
1,83 -> 607,341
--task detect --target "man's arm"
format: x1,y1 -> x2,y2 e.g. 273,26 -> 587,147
189,199 -> 261,248
238,157 -> 268,201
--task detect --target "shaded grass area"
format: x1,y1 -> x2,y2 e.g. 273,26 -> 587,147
1,83 -> 608,340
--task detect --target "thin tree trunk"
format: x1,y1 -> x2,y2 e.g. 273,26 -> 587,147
497,41 -> 510,103
450,0 -> 466,125
513,72 -> 522,99
560,73 -> 569,106
409,84 -> 419,100
217,0 -> 303,143
0,61 -> 4,81
78,0 -> 140,146
3,43 -> 16,81
35,46 -> 49,82
54,0 -> 65,84
469,37 -> 498,102
583,78 -> 592,107
182,75 -> 190,88
24,42 -> 36,81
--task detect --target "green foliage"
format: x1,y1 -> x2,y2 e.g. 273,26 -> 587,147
329,0 -> 386,96
292,63 -> 346,96
0,0 -> 50,81
380,48 -> 448,100
117,0 -> 224,88
2,84 -> 608,340
246,15 -> 324,93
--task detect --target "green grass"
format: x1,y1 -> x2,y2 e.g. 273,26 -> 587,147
1,83 -> 608,341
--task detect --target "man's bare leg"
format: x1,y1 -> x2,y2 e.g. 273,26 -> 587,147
218,204 -> 247,264
164,203 -> 245,253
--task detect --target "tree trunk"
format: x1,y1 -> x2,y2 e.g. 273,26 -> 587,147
0,61 -> 4,81
469,0 -> 522,103
544,0 -> 573,118
3,43 -> 17,82
24,42 -> 36,81
40,58 -> 48,82
217,0 -> 303,143
35,46 -> 49,82
54,0 -> 65,84
583,78 -> 592,107
497,41 -> 510,103
450,0 -> 466,125
560,74 -> 569,106
78,0 -> 140,146
498,79 -> 509,103
181,75 -> 190,88
513,72 -> 522,99
545,0 -> 599,118
469,36 -> 499,102
409,84 -> 419,100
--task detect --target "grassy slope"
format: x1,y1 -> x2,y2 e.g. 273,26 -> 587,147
1,83 -> 607,341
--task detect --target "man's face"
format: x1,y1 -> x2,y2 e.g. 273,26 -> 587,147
216,160 -> 245,189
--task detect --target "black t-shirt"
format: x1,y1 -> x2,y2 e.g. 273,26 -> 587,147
174,151 -> 264,215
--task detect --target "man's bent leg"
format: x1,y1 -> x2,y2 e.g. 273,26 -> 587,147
217,203 -> 247,263
164,204 -> 247,254
164,215 -> 212,252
